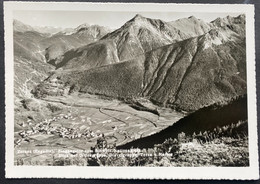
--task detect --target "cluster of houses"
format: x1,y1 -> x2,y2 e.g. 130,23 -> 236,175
16,113 -> 104,146
56,126 -> 104,139
18,114 -> 69,138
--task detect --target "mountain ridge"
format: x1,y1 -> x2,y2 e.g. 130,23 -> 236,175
53,14 -> 217,71
33,19 -> 246,112
15,14 -> 246,113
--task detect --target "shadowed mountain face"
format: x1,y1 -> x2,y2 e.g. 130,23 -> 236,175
53,14 -> 213,71
142,27 -> 246,111
118,95 -> 248,149
35,14 -> 246,112
34,56 -> 145,99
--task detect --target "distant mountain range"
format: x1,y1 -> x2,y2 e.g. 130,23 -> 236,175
14,14 -> 246,112
13,19 -> 73,35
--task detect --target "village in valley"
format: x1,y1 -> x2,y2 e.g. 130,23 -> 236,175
12,10 -> 250,167
14,94 -> 184,165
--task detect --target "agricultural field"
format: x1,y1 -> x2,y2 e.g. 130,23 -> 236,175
14,93 -> 184,165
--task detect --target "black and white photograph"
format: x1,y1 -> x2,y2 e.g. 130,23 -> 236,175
4,2 -> 258,179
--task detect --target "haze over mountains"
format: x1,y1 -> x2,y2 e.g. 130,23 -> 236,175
14,14 -> 246,112
14,19 -> 74,35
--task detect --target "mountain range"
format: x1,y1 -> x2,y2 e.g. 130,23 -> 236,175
13,19 -> 111,107
14,14 -> 246,113
13,19 -> 75,35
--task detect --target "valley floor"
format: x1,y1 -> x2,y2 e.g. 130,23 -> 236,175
14,94 -> 249,167
14,93 -> 183,165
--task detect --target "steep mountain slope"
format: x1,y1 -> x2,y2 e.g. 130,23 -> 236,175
13,20 -> 113,109
211,14 -> 245,37
118,95 -> 247,149
14,31 -> 48,62
54,40 -> 120,70
54,14 -> 212,70
13,21 -> 54,108
13,19 -> 112,65
40,24 -> 112,64
13,29 -> 52,99
34,55 -> 145,98
168,16 -> 212,38
14,57 -> 53,102
53,14 -> 243,72
14,34 -> 52,108
142,27 -> 246,111
14,42 -> 54,108
34,19 -> 246,112
13,19 -> 36,33
101,14 -> 190,61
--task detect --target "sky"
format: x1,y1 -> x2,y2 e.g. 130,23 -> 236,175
13,11 -> 242,29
